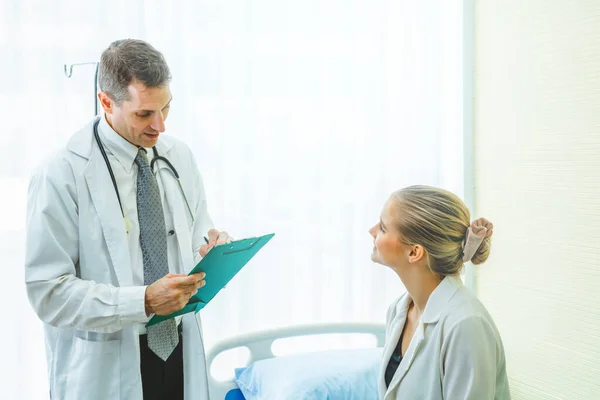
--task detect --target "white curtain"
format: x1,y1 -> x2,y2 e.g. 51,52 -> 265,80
0,0 -> 464,398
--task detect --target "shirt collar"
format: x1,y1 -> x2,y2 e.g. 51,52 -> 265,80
421,275 -> 464,324
98,114 -> 140,173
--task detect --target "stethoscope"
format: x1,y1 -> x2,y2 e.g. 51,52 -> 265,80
93,117 -> 195,233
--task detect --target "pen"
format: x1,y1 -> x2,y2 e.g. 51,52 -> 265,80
204,235 -> 234,244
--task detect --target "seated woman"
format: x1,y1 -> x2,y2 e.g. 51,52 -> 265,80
370,185 -> 510,400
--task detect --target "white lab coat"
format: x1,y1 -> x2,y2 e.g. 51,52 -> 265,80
379,276 -> 511,400
25,118 -> 214,400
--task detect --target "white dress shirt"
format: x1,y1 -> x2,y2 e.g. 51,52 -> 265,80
97,115 -> 184,333
379,275 -> 511,400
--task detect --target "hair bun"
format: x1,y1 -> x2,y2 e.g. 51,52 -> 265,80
462,218 -> 493,264
471,218 -> 494,238
468,218 -> 493,265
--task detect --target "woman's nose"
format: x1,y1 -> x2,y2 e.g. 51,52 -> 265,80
368,225 -> 377,237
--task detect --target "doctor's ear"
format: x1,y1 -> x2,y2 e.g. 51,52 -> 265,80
408,245 -> 426,264
98,92 -> 114,114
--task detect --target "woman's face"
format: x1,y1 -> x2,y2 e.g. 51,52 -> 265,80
369,197 -> 412,269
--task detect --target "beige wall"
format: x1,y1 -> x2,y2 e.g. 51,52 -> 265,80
474,1 -> 600,399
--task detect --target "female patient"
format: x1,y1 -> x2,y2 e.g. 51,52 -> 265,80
370,186 -> 510,400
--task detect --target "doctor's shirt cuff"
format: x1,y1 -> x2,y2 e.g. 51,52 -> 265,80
118,286 -> 150,324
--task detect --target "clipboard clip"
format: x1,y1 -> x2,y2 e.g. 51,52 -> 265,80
222,237 -> 261,255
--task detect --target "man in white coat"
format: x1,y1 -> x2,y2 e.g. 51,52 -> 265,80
25,39 -> 229,400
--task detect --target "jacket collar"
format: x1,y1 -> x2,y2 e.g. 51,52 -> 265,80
421,275 -> 463,324
381,275 -> 464,398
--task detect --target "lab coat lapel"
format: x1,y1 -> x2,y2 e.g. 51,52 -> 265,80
156,163 -> 195,273
154,144 -> 209,397
379,295 -> 410,398
385,321 -> 425,397
379,314 -> 404,396
83,136 -> 133,286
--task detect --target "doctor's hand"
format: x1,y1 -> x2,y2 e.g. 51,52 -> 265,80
199,228 -> 232,257
144,273 -> 206,316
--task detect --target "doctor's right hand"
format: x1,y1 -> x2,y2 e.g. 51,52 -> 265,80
144,273 -> 206,316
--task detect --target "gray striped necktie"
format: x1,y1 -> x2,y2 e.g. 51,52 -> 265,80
135,148 -> 179,361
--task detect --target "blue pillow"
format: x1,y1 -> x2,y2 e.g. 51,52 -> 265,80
234,348 -> 382,400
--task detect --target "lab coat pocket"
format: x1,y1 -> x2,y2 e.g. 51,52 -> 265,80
65,337 -> 120,400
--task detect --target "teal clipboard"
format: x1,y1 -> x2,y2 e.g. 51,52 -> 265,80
146,233 -> 275,327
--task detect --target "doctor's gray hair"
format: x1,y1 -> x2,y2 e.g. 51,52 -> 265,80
392,185 -> 491,278
98,39 -> 172,104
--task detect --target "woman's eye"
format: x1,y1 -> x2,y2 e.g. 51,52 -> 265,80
137,112 -> 151,118
380,223 -> 385,232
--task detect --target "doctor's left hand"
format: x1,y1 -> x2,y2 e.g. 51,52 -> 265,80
200,228 -> 232,257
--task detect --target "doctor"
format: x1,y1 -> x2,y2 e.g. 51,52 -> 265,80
369,186 -> 511,399
25,39 -> 229,400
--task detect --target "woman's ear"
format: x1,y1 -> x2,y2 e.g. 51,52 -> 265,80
408,244 -> 426,263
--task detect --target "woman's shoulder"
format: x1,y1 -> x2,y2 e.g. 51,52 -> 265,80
440,286 -> 499,335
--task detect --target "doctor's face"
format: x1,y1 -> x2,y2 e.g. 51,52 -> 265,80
102,81 -> 172,148
369,197 -> 411,269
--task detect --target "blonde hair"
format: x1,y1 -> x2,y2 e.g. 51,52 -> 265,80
392,185 -> 491,277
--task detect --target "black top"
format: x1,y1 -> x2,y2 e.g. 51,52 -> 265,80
384,322 -> 407,388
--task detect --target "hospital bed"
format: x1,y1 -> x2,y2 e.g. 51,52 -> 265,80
207,322 -> 386,400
